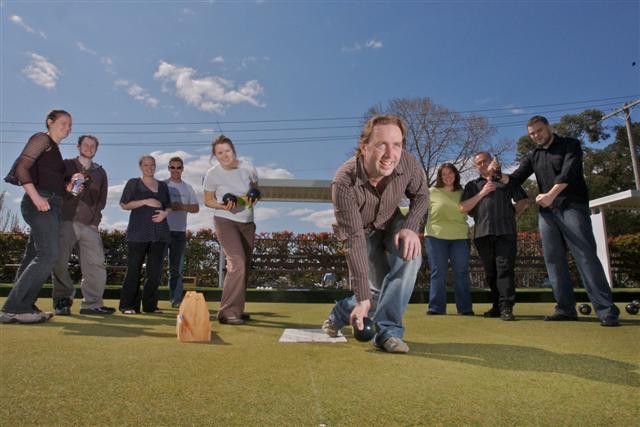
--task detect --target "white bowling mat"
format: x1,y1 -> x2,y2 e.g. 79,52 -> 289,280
279,328 -> 347,343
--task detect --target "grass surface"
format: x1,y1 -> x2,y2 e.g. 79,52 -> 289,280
1,299 -> 638,426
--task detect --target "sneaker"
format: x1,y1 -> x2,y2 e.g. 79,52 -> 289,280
501,308 -> 515,321
321,318 -> 340,337
15,312 -> 47,324
80,306 -> 116,315
459,311 -> 475,316
375,337 -> 409,354
0,311 -> 18,324
600,316 -> 620,327
218,316 -> 244,325
426,310 -> 444,315
54,298 -> 72,316
32,305 -> 54,321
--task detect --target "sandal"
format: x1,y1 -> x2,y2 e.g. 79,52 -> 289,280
121,309 -> 137,315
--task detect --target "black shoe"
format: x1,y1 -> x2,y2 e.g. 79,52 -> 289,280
80,306 -> 116,315
483,308 -> 501,318
426,310 -> 444,316
54,298 -> 72,316
459,311 -> 475,316
501,308 -> 515,321
219,317 -> 244,325
544,313 -> 579,321
600,316 -> 620,327
241,313 -> 251,321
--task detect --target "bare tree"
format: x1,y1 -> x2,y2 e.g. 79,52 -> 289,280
366,97 -> 507,186
0,191 -> 21,232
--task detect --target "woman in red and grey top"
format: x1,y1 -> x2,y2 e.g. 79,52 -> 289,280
1,110 -> 80,324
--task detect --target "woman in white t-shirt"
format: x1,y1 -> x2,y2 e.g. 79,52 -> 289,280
203,135 -> 259,325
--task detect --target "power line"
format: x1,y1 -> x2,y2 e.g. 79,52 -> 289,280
1,95 -> 636,126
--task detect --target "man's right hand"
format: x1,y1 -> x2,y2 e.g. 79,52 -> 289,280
479,179 -> 496,197
349,299 -> 371,330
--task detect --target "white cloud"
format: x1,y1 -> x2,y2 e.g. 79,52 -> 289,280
254,207 -> 281,221
10,15 -> 46,39
154,60 -> 265,114
76,41 -> 97,55
239,56 -> 270,70
298,209 -> 335,229
114,79 -> 159,108
342,39 -> 383,53
365,39 -> 383,49
341,42 -> 362,53
287,208 -> 315,217
211,56 -> 225,64
181,8 -> 195,15
256,165 -> 294,179
22,52 -> 59,90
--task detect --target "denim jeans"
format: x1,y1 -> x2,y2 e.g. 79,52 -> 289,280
474,234 -> 517,311
425,237 -> 473,314
328,213 -> 421,344
166,231 -> 187,306
539,206 -> 619,319
3,191 -> 62,314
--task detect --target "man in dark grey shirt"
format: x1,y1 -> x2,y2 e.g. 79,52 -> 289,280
52,135 -> 115,315
461,151 -> 528,320
501,115 -> 620,327
321,115 -> 429,354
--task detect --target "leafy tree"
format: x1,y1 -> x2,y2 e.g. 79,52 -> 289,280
366,97 -> 505,185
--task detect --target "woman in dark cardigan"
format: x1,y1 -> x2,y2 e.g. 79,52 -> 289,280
119,155 -> 172,314
1,110 -> 79,324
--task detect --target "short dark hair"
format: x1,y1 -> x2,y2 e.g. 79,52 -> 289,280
78,135 -> 99,147
169,156 -> 183,166
435,163 -> 462,191
527,115 -> 549,127
45,109 -> 71,129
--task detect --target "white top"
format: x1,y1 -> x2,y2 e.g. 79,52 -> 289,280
164,179 -> 199,232
203,160 -> 258,223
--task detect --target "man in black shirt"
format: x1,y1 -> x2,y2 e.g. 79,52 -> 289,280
461,152 -> 529,321
501,116 -> 620,327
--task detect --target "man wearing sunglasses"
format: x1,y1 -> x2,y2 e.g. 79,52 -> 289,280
165,157 -> 199,307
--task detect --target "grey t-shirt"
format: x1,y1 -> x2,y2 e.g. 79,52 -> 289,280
165,179 -> 198,232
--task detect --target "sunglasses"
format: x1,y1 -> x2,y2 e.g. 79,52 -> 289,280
169,166 -> 183,170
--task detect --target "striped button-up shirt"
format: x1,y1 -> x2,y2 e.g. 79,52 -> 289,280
332,152 -> 429,301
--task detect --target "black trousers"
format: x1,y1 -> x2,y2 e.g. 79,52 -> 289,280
474,234 -> 517,310
119,241 -> 167,312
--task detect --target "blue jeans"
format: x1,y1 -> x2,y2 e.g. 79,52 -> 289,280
539,206 -> 619,319
328,213 -> 421,345
166,231 -> 187,305
425,237 -> 473,314
3,191 -> 62,314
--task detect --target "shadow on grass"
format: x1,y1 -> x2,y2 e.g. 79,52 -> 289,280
38,314 -> 234,343
405,342 -> 640,388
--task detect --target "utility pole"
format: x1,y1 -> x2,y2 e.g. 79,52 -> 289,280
601,99 -> 640,190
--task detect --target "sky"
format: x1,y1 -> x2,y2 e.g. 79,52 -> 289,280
1,0 -> 639,233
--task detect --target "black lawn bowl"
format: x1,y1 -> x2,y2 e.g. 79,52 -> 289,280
352,317 -> 376,342
246,188 -> 261,203
222,193 -> 237,205
625,303 -> 639,315
578,304 -> 592,315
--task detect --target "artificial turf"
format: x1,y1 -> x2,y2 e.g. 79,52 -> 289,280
0,299 -> 638,426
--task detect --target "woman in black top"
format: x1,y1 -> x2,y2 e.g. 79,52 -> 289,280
1,110 -> 79,324
119,155 -> 172,314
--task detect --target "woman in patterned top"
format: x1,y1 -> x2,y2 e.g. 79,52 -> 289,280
1,110 -> 81,324
119,155 -> 172,314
